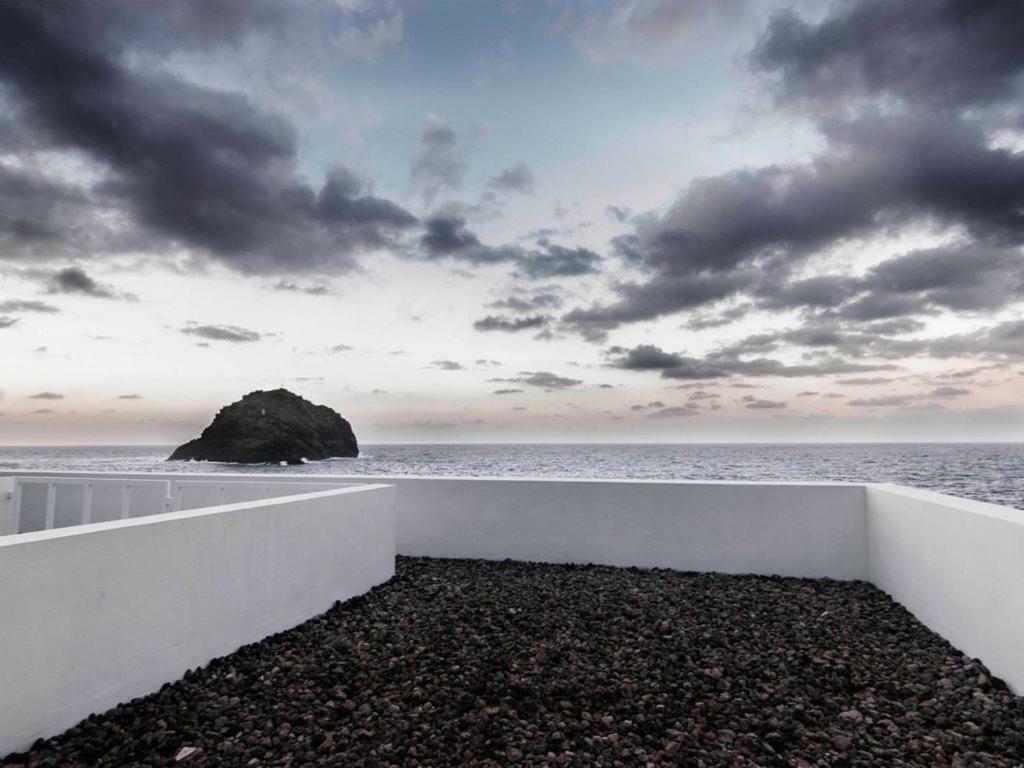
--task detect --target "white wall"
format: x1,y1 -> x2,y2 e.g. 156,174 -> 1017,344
867,484 -> 1024,693
6,470 -> 1023,695
5,471 -> 869,578
324,476 -> 868,579
0,483 -> 395,756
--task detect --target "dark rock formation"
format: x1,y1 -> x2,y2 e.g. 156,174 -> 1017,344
168,389 -> 358,464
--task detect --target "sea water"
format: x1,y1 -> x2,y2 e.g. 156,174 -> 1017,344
1,442 -> 1023,510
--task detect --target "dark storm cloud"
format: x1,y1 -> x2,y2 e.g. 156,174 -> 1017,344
771,242 -> 1024,326
853,245 -> 1024,316
492,388 -> 524,395
473,315 -> 550,333
271,280 -> 331,296
646,406 -> 698,419
0,2 -> 416,274
180,324 -> 262,343
487,290 -> 563,313
754,317 -> 1024,367
46,267 -> 126,299
0,299 -> 59,313
565,113 -> 1024,337
930,386 -> 970,398
778,326 -> 846,349
836,293 -> 927,323
29,391 -> 63,400
714,333 -> 780,358
418,216 -> 601,280
848,396 -> 913,408
683,357 -> 897,380
0,317 -> 17,329
752,0 -> 1024,114
838,378 -> 893,386
609,344 -> 689,371
117,394 -> 142,400
516,245 -> 601,279
564,1 -> 1024,346
564,270 -> 753,341
486,163 -> 535,195
683,304 -> 750,331
934,364 -> 1006,381
864,319 -> 926,336
429,360 -> 465,371
316,166 -> 416,230
607,343 -> 897,381
687,390 -> 719,401
489,371 -> 582,390
632,400 -> 667,412
420,217 -> 488,258
745,399 -> 786,410
930,320 -> 1024,360
701,306 -> 985,365
0,164 -> 128,260
518,372 -> 582,389
755,275 -> 860,312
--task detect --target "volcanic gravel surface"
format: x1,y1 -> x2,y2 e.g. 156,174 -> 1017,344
6,557 -> 1024,767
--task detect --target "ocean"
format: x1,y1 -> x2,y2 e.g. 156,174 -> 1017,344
2,442 -> 1023,510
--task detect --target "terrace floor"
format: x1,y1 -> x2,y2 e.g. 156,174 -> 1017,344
6,557 -> 1023,767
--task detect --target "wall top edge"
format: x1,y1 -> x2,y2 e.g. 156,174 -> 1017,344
866,482 -> 1024,523
3,469 -> 866,488
0,482 -> 393,549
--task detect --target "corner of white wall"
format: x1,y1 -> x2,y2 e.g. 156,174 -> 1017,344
865,483 -> 1024,693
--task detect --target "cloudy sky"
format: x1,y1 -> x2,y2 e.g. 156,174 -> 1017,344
1,0 -> 1023,445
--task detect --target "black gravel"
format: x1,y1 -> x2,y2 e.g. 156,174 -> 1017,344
6,557 -> 1024,767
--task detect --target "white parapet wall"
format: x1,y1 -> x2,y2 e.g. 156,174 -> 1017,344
866,484 -> 1024,695
4,469 -> 1023,696
7,471 -> 869,579
331,476 -> 869,579
0,481 -> 395,756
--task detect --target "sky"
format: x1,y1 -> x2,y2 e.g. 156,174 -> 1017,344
1,0 -> 1023,445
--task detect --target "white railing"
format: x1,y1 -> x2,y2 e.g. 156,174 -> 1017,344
8,476 -> 173,533
2,476 -> 365,535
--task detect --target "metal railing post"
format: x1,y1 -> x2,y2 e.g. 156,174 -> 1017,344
82,483 -> 93,525
120,483 -> 131,519
44,483 -> 56,530
12,481 -> 23,535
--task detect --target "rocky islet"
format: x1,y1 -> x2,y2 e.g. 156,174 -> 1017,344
168,389 -> 358,465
